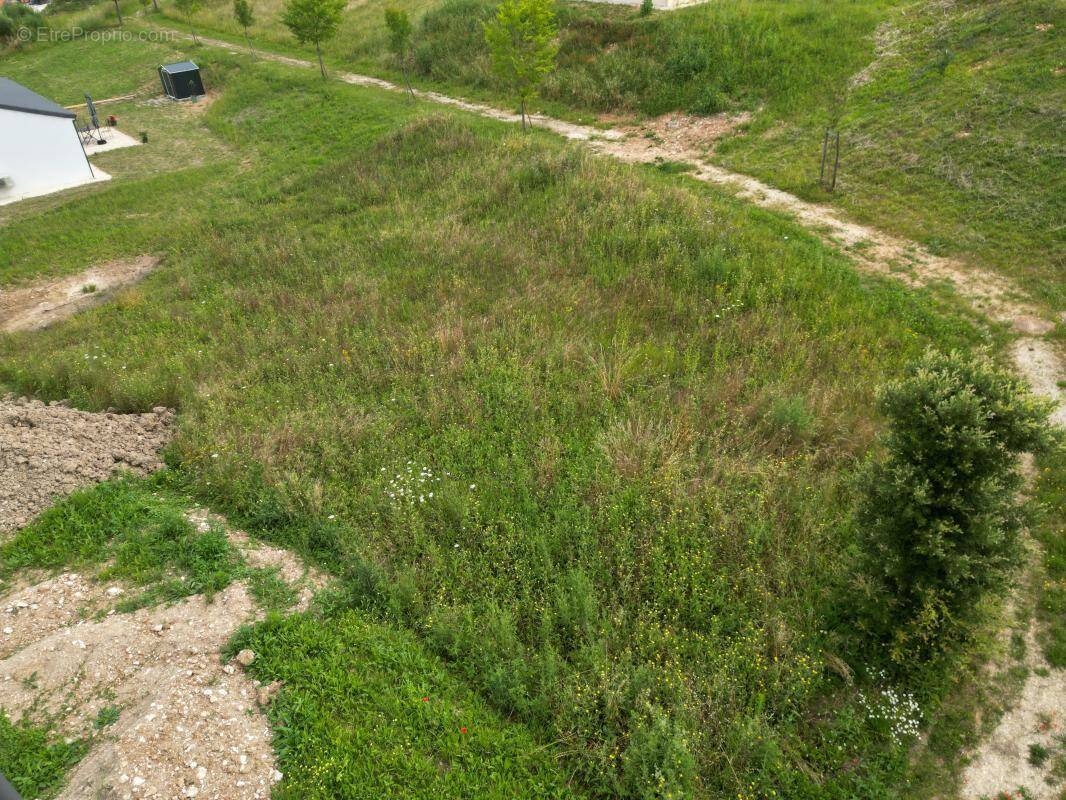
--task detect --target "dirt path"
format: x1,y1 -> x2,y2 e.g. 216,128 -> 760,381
960,624 -> 1065,799
0,513 -> 324,800
164,30 -> 1063,420
0,256 -> 160,334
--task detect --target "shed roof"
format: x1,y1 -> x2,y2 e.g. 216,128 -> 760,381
159,61 -> 200,74
0,77 -> 75,119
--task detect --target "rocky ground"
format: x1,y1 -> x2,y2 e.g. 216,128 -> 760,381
0,394 -> 324,798
0,395 -> 174,534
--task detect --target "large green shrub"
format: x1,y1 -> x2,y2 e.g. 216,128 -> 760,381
858,349 -> 1056,662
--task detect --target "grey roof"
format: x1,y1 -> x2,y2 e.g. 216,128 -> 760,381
159,61 -> 200,74
0,77 -> 75,119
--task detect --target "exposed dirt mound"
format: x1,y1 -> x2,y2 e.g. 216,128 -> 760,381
0,255 -> 159,333
1,580 -> 279,800
0,396 -> 174,534
612,112 -> 753,160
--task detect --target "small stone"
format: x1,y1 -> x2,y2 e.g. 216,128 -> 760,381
256,681 -> 281,707
106,586 -> 124,597
235,649 -> 256,667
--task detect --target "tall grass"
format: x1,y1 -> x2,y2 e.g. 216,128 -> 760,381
0,53 -> 987,795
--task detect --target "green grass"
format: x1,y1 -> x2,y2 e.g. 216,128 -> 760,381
1,30 -> 1059,799
0,477 -> 244,609
716,0 -> 1066,307
229,611 -> 584,798
1035,444 -> 1066,667
0,45 -> 993,796
0,712 -> 85,800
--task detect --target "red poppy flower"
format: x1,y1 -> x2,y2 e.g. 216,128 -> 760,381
459,727 -> 468,734
421,697 -> 429,702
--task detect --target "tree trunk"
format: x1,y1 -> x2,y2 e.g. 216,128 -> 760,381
402,60 -> 413,98
151,0 -> 158,12
244,28 -> 255,59
113,0 -> 123,25
316,41 -> 326,79
189,18 -> 199,44
520,98 -> 526,132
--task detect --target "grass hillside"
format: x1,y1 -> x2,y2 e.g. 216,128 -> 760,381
0,37 -> 1003,796
153,0 -> 890,120
15,0 -> 1058,306
718,0 -> 1066,308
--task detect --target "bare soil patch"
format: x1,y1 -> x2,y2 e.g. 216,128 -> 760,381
961,626 -> 1066,799
0,515 -> 326,799
0,396 -> 174,535
0,255 -> 160,334
1,580 -> 279,800
610,112 -> 753,160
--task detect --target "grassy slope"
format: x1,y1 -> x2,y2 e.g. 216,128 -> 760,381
142,0 -> 1064,306
1,478 -> 579,798
0,35 -> 998,795
13,0 -> 1061,304
718,0 -> 1066,308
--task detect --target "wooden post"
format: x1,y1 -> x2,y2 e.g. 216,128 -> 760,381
819,128 -> 829,186
830,131 -> 840,191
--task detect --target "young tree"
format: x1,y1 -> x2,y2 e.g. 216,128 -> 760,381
138,0 -> 151,15
280,0 -> 345,79
483,0 -> 558,131
857,348 -> 1057,663
234,0 -> 256,58
384,7 -> 413,97
173,0 -> 204,43
113,0 -> 123,25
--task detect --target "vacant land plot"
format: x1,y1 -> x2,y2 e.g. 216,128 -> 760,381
144,0 -> 1064,307
0,37 -> 999,797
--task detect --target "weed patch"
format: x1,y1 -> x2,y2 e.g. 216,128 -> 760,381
0,712 -> 84,799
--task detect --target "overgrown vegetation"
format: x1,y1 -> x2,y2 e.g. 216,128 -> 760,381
1,21 -> 1061,799
229,611 -> 585,797
857,349 -> 1056,664
0,47 -> 993,795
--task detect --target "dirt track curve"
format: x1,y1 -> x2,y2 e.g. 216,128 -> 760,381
162,29 -> 1063,425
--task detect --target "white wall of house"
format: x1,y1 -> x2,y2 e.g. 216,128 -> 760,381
0,107 -> 95,203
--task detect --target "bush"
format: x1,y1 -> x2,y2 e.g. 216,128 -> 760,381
857,349 -> 1057,662
0,3 -> 41,41
413,0 -> 495,87
638,0 -> 653,18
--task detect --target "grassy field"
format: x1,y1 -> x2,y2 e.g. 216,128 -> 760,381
717,0 -> 1066,308
0,30 -> 1017,796
102,0 -> 1060,309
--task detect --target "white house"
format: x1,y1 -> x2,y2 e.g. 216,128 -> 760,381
0,77 -> 100,204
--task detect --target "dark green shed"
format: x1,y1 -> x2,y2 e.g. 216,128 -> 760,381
158,61 -> 205,100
